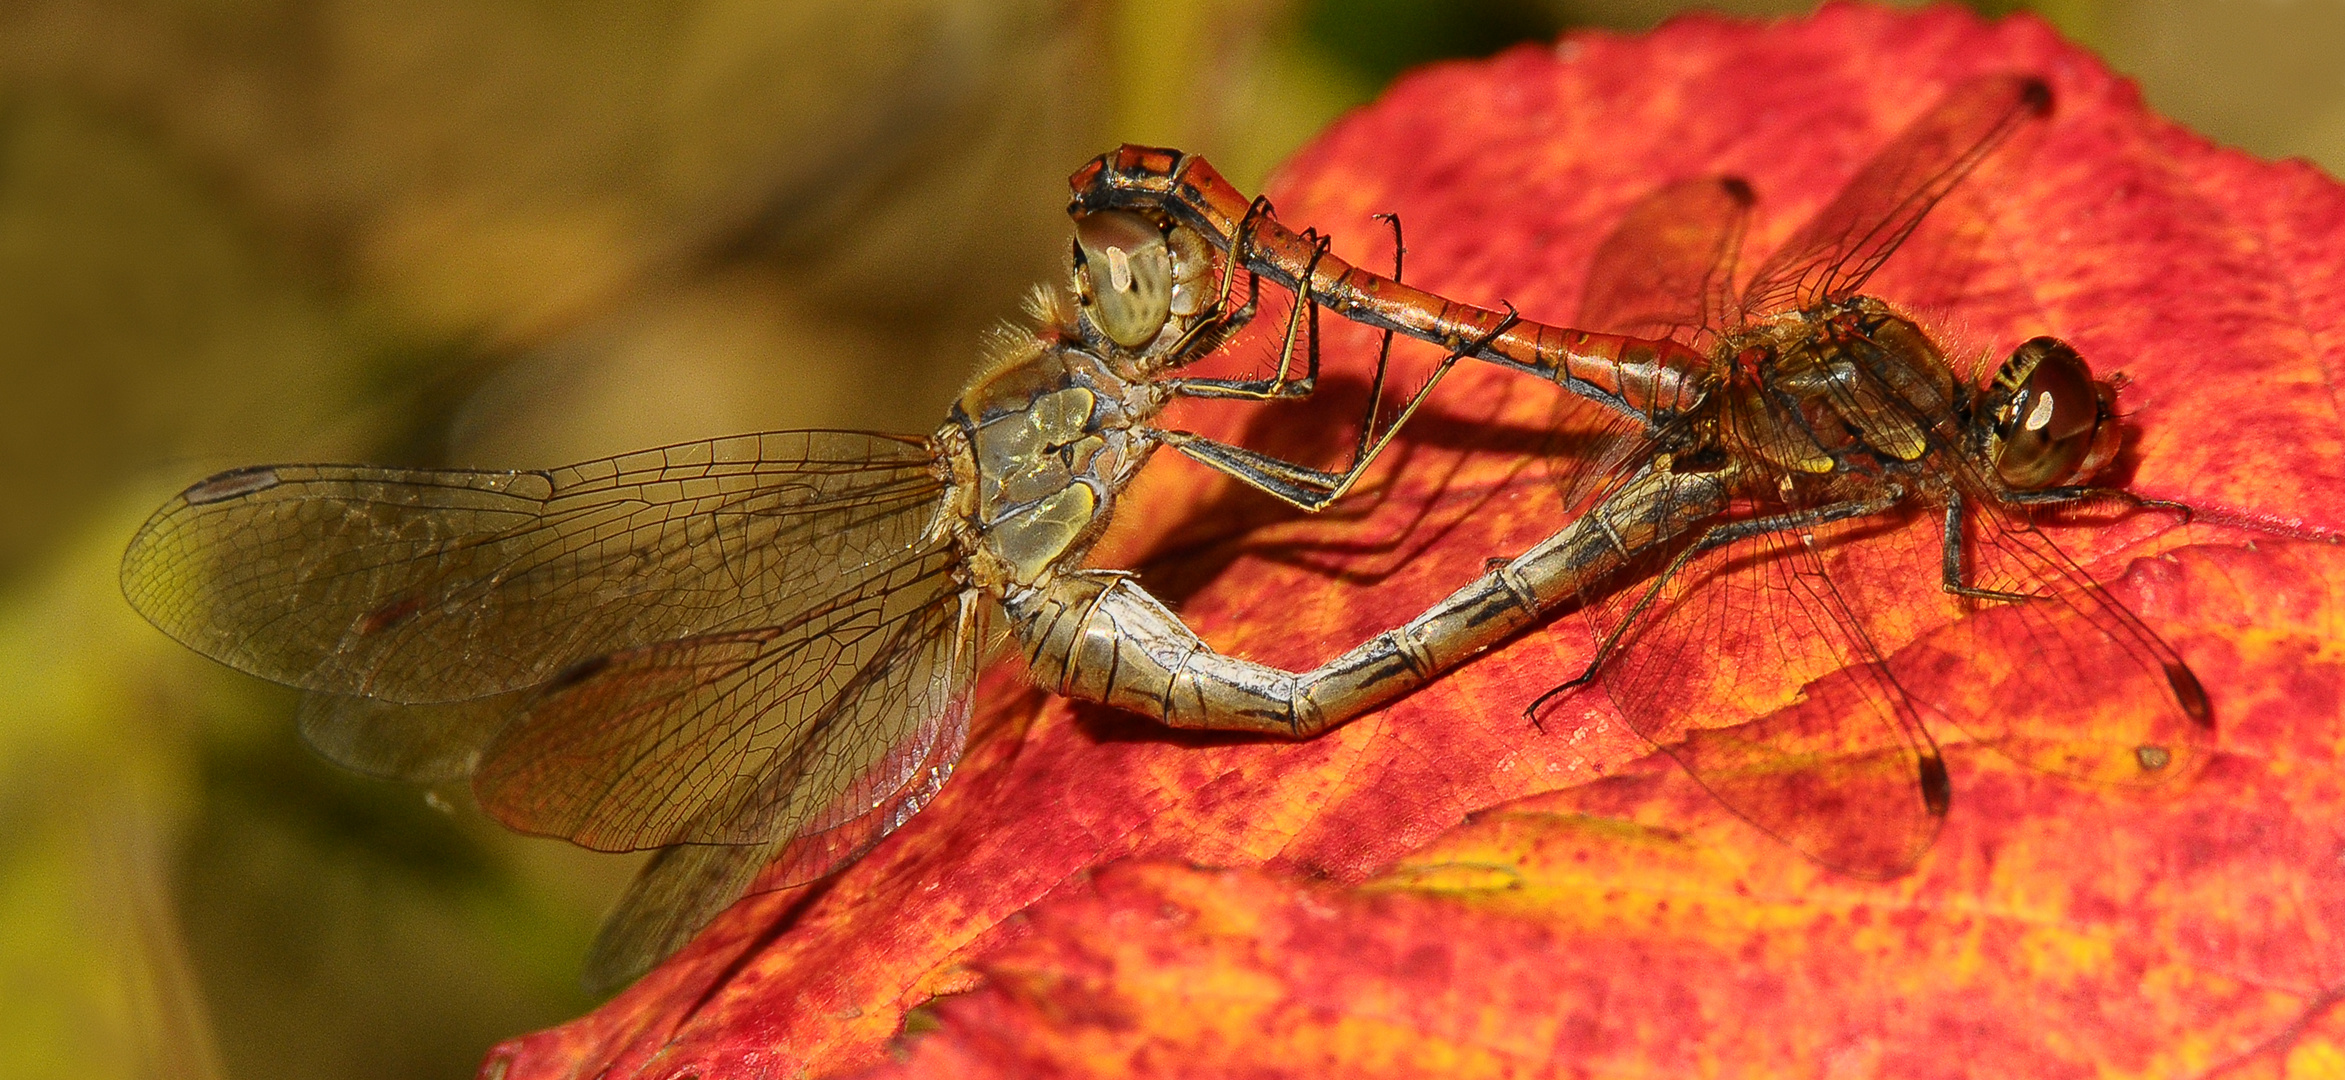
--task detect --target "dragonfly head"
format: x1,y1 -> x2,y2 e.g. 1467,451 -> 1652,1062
1071,209 -> 1175,350
1981,337 -> 2122,489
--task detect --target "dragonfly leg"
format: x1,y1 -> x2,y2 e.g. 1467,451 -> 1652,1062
1942,487 -> 2192,601
1306,214 -> 1412,493
1155,199 -> 1270,364
1158,302 -> 1520,512
1169,227 -> 1333,402
1940,493 -> 2033,601
2000,484 -> 2193,519
1011,463 -> 1732,736
1527,488 -> 1907,716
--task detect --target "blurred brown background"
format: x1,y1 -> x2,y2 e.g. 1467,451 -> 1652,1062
0,1 -> 2336,1078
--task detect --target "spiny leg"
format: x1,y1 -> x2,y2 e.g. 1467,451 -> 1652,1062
1156,211 -> 1421,510
1941,487 -> 2192,601
1160,196 -> 1272,364
1170,227 -> 1333,402
1161,301 -> 1521,512
1999,485 -> 2192,516
1941,492 -> 2031,601
1335,213 -> 1411,487
1160,212 -> 1410,504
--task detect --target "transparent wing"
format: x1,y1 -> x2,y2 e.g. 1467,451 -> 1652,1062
121,431 -> 944,704
1889,491 -> 2211,786
1580,506 -> 1948,877
576,593 -> 982,992
1577,175 -> 1753,344
1543,176 -> 1752,515
1739,74 -> 2051,317
294,691 -> 522,784
468,541 -> 968,851
747,592 -> 983,888
582,842 -> 772,994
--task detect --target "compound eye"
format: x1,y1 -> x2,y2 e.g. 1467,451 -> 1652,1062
1992,337 -> 2106,489
1073,210 -> 1173,349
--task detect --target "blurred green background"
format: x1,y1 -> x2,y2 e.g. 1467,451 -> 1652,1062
1,1 -> 2336,1077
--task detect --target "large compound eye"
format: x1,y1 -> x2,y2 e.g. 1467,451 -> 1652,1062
1991,337 -> 2109,489
1073,210 -> 1173,349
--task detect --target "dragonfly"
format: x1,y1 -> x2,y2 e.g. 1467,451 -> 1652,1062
121,197 -> 1517,989
1071,73 -> 2212,874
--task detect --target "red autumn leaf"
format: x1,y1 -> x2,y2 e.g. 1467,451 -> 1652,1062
874,543 -> 2345,1079
484,4 -> 2345,1077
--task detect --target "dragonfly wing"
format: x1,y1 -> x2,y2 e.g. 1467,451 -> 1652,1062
294,690 -> 523,783
121,431 -> 944,704
1577,175 -> 1753,342
1895,492 -> 2211,786
571,587 -> 979,989
578,615 -> 978,993
468,541 -> 970,852
1540,177 -> 1748,522
580,841 -> 772,994
1739,74 -> 2051,316
755,596 -> 983,882
1588,514 -> 1947,877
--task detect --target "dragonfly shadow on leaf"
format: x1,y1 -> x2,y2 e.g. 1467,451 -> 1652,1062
1153,382 -> 1562,596
666,871 -> 843,1015
1066,698 -> 1282,748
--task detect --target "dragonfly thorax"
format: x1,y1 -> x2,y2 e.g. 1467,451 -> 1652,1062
942,319 -> 1162,594
1709,298 -> 1967,482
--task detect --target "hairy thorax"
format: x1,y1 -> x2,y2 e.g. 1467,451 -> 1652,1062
1700,297 -> 1968,507
936,329 -> 1167,596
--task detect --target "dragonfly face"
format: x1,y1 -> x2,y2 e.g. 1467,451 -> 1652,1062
1980,336 -> 2123,491
1071,208 -> 1175,349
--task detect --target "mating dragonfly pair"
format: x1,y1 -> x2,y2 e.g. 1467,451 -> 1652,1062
123,74 -> 2209,990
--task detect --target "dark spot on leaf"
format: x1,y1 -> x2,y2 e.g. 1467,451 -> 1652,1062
2167,662 -> 2213,724
2018,76 -> 2053,117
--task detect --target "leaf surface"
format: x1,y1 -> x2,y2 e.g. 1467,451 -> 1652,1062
485,5 -> 2345,1077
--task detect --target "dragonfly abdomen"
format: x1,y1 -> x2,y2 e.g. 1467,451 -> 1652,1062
1071,145 -> 1708,424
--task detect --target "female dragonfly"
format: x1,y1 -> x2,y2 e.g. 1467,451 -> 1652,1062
122,195 -> 1507,988
1071,73 -> 2211,875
